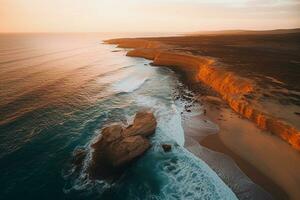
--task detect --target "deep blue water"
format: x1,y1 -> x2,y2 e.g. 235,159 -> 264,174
0,33 -> 237,200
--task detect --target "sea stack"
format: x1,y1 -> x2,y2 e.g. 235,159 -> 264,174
89,111 -> 157,179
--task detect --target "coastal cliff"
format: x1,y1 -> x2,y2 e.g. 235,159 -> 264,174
106,38 -> 300,151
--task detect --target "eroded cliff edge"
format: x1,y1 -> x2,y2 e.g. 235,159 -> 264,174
105,38 -> 300,151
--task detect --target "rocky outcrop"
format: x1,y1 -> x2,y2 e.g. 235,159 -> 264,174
89,111 -> 157,179
162,144 -> 172,152
72,148 -> 87,172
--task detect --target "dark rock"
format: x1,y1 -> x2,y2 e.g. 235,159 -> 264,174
72,148 -> 87,168
162,144 -> 172,152
89,111 -> 157,179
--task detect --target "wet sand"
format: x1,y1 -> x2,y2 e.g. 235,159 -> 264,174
175,82 -> 277,199
201,134 -> 287,199
199,99 -> 289,199
198,98 -> 300,200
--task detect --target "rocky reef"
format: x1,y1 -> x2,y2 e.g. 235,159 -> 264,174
88,110 -> 157,179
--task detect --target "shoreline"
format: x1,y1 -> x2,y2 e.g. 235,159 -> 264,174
201,134 -> 288,199
106,37 -> 300,199
197,96 -> 300,199
174,73 -> 287,199
199,99 -> 288,199
105,38 -> 300,152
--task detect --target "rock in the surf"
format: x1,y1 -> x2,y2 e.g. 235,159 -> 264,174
89,111 -> 157,179
72,148 -> 87,171
162,144 -> 172,152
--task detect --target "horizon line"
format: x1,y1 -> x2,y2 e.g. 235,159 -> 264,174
1,27 -> 300,34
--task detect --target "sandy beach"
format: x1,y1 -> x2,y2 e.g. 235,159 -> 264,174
199,97 -> 300,199
199,97 -> 290,199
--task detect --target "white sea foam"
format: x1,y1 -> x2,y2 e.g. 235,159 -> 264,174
159,104 -> 185,146
160,147 -> 238,200
100,64 -> 153,93
65,53 -> 240,199
134,94 -> 185,146
113,76 -> 149,93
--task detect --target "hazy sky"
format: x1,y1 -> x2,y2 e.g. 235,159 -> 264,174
1,0 -> 300,33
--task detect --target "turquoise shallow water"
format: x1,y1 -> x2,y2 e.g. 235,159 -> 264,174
0,33 -> 237,200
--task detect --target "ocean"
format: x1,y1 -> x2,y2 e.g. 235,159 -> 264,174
0,33 -> 237,199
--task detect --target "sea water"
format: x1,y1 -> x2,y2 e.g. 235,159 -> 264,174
0,33 -> 236,199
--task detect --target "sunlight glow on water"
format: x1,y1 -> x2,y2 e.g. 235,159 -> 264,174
0,33 -> 236,200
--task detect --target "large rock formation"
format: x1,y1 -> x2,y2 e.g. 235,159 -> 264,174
89,111 -> 157,179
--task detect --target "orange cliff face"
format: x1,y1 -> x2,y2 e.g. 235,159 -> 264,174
105,38 -> 300,151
